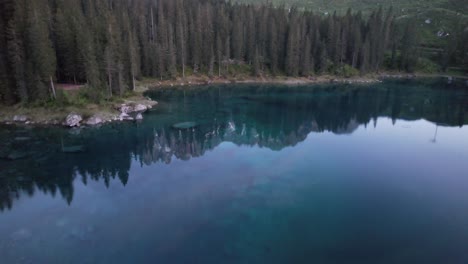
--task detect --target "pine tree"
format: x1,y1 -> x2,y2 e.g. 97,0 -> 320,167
7,0 -> 28,102
285,11 -> 300,76
360,36 -> 371,74
300,34 -> 312,76
317,41 -> 329,74
105,20 -> 117,97
400,20 -> 419,72
268,15 -> 279,75
175,0 -> 187,78
167,23 -> 177,78
0,0 -> 17,104
157,1 -> 167,78
350,22 -> 361,68
245,7 -> 256,64
26,0 -> 57,101
232,12 -> 244,61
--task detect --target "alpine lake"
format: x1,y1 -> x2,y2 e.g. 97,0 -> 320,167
1,78 -> 468,263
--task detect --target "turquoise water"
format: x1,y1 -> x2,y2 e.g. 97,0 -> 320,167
1,79 -> 468,263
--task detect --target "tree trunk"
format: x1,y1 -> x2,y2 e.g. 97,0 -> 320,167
132,71 -> 136,91
151,8 -> 154,43
182,60 -> 185,79
108,68 -> 112,97
50,76 -> 56,100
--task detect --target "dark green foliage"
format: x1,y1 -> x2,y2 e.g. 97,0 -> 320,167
400,20 -> 420,73
0,0 -> 464,105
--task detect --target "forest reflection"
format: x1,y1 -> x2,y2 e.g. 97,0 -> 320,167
0,79 -> 467,211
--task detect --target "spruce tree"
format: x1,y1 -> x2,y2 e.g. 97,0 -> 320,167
26,0 -> 57,101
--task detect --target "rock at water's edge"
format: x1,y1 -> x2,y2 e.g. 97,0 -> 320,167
116,101 -> 155,114
65,113 -> 82,127
118,104 -> 133,114
133,104 -> 148,112
119,113 -> 134,121
85,116 -> 103,126
13,115 -> 28,122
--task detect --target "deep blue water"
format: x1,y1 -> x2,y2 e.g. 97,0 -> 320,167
1,79 -> 468,263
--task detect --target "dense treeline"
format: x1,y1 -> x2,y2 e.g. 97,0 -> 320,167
0,0 -> 466,104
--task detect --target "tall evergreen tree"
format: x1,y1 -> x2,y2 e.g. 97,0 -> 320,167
26,0 -> 57,101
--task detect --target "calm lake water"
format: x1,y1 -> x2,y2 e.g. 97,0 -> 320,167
1,79 -> 468,263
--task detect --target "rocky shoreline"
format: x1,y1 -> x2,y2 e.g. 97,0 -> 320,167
1,99 -> 157,128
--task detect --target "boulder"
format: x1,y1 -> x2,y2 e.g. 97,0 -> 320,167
119,113 -> 134,121
133,104 -> 148,112
118,104 -> 133,114
173,121 -> 197,129
85,116 -> 103,126
117,102 -> 155,114
65,113 -> 82,127
135,113 -> 143,120
13,115 -> 28,122
68,128 -> 81,135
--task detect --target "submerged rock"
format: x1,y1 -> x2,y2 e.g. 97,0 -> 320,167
135,113 -> 143,120
6,151 -> 30,160
85,116 -> 103,126
172,121 -> 198,129
65,113 -> 82,127
62,145 -> 85,153
14,137 -> 31,141
68,127 -> 82,135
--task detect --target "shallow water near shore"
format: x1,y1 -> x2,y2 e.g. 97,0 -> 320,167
1,78 -> 468,263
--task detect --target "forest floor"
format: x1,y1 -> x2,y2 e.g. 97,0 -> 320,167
138,72 -> 467,90
1,72 -> 465,127
136,74 -> 383,90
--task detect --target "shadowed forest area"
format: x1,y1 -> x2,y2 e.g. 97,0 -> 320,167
0,0 -> 466,105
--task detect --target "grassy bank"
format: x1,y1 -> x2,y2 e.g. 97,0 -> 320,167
138,71 -> 467,90
0,87 -> 155,126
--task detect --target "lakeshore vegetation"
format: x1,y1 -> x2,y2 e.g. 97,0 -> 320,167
0,0 -> 466,105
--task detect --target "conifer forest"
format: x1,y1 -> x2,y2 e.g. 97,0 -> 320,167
0,0 -> 466,104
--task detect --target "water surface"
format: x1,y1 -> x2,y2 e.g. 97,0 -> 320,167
1,79 -> 468,263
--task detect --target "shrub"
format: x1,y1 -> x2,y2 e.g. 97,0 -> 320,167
331,64 -> 359,78
416,57 -> 439,73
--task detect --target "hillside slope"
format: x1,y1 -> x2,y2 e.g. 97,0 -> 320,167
234,0 -> 467,15
234,0 -> 467,49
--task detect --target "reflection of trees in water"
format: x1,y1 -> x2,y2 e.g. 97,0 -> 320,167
0,79 -> 467,210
